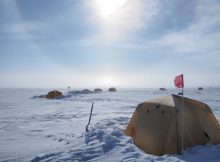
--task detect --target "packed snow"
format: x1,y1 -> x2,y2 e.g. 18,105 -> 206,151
0,88 -> 220,162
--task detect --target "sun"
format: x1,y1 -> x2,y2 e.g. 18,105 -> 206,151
94,0 -> 127,18
98,75 -> 120,87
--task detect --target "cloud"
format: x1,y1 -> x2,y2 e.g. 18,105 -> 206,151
162,2 -> 219,54
152,30 -> 220,54
125,0 -> 220,55
146,0 -> 196,35
0,21 -> 49,40
83,0 -> 220,55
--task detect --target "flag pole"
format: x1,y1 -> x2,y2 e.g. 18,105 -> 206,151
182,74 -> 184,96
174,74 -> 184,154
181,74 -> 184,154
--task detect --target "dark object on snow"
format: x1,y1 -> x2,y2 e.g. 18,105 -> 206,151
46,90 -> 63,99
81,89 -> 92,93
32,95 -> 46,99
86,102 -> 94,132
198,87 -> 204,91
159,87 -> 166,91
94,88 -> 102,92
108,87 -> 117,92
67,89 -> 93,95
38,95 -> 46,98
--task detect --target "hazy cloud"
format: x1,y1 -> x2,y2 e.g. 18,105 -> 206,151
0,0 -> 220,88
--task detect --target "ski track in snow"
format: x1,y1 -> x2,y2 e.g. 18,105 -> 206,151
0,88 -> 220,162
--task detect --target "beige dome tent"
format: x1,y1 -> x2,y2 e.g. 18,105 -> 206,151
124,94 -> 220,156
46,90 -> 63,99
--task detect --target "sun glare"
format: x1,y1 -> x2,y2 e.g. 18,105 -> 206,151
94,0 -> 127,18
98,75 -> 119,87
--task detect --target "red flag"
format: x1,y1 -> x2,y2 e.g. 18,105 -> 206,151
174,74 -> 184,88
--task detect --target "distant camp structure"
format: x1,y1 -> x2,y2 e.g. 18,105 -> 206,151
66,88 -> 103,96
159,87 -> 167,91
81,89 -> 92,93
46,90 -> 63,99
198,87 -> 204,91
125,94 -> 220,156
94,88 -> 102,92
108,87 -> 117,92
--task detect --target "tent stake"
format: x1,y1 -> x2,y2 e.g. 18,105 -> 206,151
86,102 -> 94,132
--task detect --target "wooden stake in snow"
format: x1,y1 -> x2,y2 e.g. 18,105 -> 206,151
86,102 -> 94,132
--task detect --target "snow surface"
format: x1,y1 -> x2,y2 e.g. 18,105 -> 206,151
0,88 -> 220,162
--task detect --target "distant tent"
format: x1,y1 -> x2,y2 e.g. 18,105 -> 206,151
94,88 -> 102,92
124,95 -> 220,156
46,90 -> 63,99
198,87 -> 204,91
108,87 -> 117,92
159,87 -> 167,91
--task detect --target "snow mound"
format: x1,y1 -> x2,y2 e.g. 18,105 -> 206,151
29,116 -> 220,162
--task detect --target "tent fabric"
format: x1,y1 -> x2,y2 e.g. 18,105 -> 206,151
124,94 -> 220,156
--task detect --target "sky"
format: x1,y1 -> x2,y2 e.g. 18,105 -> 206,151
0,0 -> 220,89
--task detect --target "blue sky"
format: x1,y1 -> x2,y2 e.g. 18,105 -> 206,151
0,0 -> 220,88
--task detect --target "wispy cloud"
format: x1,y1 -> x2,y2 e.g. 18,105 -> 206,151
0,21 -> 49,40
125,0 -> 220,55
